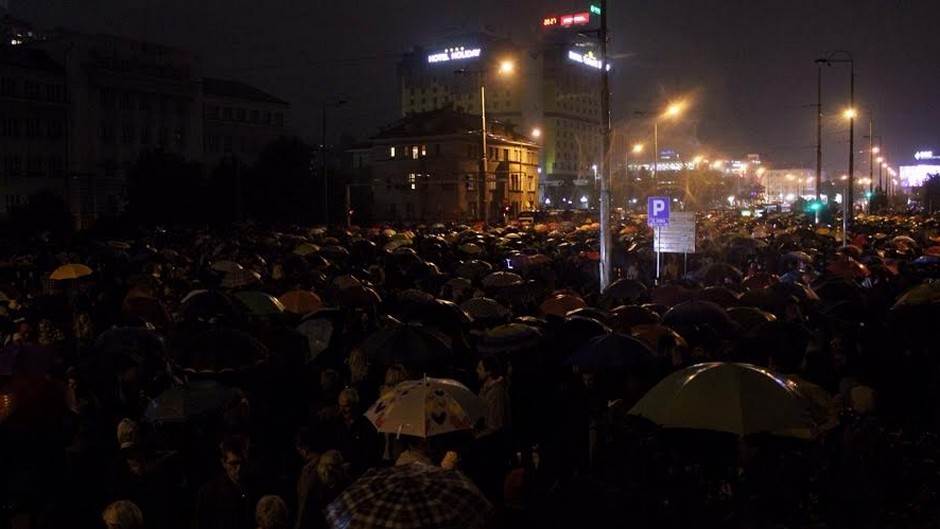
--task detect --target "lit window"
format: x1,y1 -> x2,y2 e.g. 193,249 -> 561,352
411,146 -> 419,159
390,146 -> 396,158
408,173 -> 416,190
421,145 -> 427,157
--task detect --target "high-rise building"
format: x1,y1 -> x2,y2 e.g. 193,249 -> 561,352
399,23 -> 603,211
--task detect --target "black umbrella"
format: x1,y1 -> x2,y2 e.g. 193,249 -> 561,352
663,300 -> 740,338
173,328 -> 269,375
358,323 -> 453,369
603,278 -> 648,305
568,333 -> 654,370
608,305 -> 662,332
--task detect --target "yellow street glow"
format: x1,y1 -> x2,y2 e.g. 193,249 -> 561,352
843,108 -> 857,119
499,60 -> 515,75
531,127 -> 541,138
632,143 -> 644,154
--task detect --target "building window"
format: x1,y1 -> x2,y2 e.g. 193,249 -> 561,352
502,148 -> 508,161
411,146 -> 419,159
24,118 -> 40,138
408,173 -> 416,190
122,122 -> 135,144
222,107 -> 233,120
47,119 -> 64,140
420,145 -> 427,157
223,135 -> 233,153
250,109 -> 259,123
27,155 -> 42,176
389,146 -> 396,158
24,81 -> 40,99
207,105 -> 220,119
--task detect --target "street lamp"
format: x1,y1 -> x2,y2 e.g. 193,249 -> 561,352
652,101 -> 687,183
817,50 -> 854,244
632,143 -> 644,154
456,59 -> 514,224
531,127 -> 542,139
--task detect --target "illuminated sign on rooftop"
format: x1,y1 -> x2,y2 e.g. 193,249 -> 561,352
914,150 -> 939,161
543,12 -> 591,28
427,47 -> 482,63
567,50 -> 610,70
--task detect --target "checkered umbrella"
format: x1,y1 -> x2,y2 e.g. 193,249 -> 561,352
325,463 -> 492,529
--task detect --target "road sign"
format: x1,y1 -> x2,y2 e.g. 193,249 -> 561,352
647,196 -> 670,226
654,211 -> 696,253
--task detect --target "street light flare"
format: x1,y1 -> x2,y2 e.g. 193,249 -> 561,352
632,143 -> 644,154
843,108 -> 857,120
662,101 -> 686,119
872,146 -> 880,154
531,127 -> 541,138
498,59 -> 515,75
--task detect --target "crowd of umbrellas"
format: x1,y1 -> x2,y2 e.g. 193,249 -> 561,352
1,209 -> 940,529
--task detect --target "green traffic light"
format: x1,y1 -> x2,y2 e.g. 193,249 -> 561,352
590,4 -> 601,14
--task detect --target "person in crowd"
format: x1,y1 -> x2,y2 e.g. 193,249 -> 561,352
476,356 -> 512,439
328,388 -> 380,477
293,428 -> 323,529
255,495 -> 289,529
196,435 -> 261,529
101,500 -> 144,529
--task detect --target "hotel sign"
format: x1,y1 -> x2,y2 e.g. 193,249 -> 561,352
427,46 -> 482,63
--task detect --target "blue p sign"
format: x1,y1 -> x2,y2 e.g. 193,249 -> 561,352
647,196 -> 670,226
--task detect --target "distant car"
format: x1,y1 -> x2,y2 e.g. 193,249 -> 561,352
516,211 -> 536,225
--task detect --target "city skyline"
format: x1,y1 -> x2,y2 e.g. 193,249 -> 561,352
10,0 -> 940,176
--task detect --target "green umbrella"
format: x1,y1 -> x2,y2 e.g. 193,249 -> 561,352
234,291 -> 285,316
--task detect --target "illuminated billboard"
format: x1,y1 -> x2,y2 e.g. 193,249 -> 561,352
427,46 -> 482,63
567,50 -> 609,70
899,165 -> 940,187
543,12 -> 591,28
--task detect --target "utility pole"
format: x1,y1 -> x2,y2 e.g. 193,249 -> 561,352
480,78 -> 489,225
815,63 -> 822,204
598,0 -> 612,290
847,59 -> 855,235
320,100 -> 347,225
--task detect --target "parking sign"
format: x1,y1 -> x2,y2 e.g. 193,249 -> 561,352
647,197 -> 670,226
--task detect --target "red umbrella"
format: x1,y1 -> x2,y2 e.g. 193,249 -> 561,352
539,294 -> 586,318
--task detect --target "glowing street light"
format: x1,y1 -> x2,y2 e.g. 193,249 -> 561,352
632,143 -> 644,154
531,127 -> 541,138
840,174 -> 849,181
872,146 -> 880,154
876,156 -> 883,163
663,101 -> 686,119
498,59 -> 515,75
755,167 -> 766,177
843,107 -> 857,120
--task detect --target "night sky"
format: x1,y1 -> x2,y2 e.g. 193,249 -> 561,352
12,0 -> 940,174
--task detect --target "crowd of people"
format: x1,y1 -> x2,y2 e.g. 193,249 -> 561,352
1,210 -> 939,529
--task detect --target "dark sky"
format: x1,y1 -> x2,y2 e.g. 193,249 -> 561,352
13,0 -> 940,174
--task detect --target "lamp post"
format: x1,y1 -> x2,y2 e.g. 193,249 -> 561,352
817,50 -> 854,243
457,59 -> 513,224
320,99 -> 347,225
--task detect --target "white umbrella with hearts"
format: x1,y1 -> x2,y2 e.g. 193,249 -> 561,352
365,378 -> 486,438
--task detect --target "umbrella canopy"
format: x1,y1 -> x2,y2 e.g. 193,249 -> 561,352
293,242 -> 321,256
629,362 -> 815,438
365,377 -> 485,437
49,263 -> 93,281
697,286 -> 741,308
608,305 -> 662,332
603,278 -> 648,304
726,306 -> 777,332
630,324 -> 688,352
358,323 -> 452,369
336,285 -> 382,310
144,380 -> 239,423
568,333 -> 654,370
234,291 -> 285,317
698,262 -> 744,286
539,293 -> 586,318
179,290 -> 246,325
892,282 -> 940,310
296,309 -> 344,364
221,269 -> 261,289
459,297 -> 510,321
174,328 -> 269,375
326,463 -> 492,529
455,260 -> 492,280
94,326 -> 166,372
663,300 -> 739,337
121,295 -> 171,329
477,323 -> 543,355
481,271 -> 524,289
210,260 -> 242,274
279,290 -> 324,315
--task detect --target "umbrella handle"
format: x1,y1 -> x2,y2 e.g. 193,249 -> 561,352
396,424 -> 403,440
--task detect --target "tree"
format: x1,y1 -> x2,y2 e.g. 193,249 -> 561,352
126,150 -> 206,225
243,136 -> 317,224
922,173 -> 940,213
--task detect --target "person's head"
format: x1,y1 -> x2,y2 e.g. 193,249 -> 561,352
255,495 -> 288,529
316,450 -> 349,489
320,368 -> 341,395
219,434 -> 250,485
338,387 -> 360,423
476,356 -> 503,383
102,500 -> 144,529
294,427 -> 323,461
116,418 -> 139,450
347,348 -> 370,384
383,364 -> 408,389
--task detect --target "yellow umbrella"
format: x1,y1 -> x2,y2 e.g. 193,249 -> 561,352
630,362 -> 816,439
50,263 -> 93,281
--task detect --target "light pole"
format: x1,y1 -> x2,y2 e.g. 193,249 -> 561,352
818,50 -> 854,242
321,99 -> 347,225
457,59 -> 513,224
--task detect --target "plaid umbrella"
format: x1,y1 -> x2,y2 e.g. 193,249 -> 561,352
325,463 -> 492,529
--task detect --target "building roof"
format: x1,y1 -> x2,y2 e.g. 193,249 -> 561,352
0,45 -> 62,73
203,77 -> 288,105
373,107 -> 533,145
